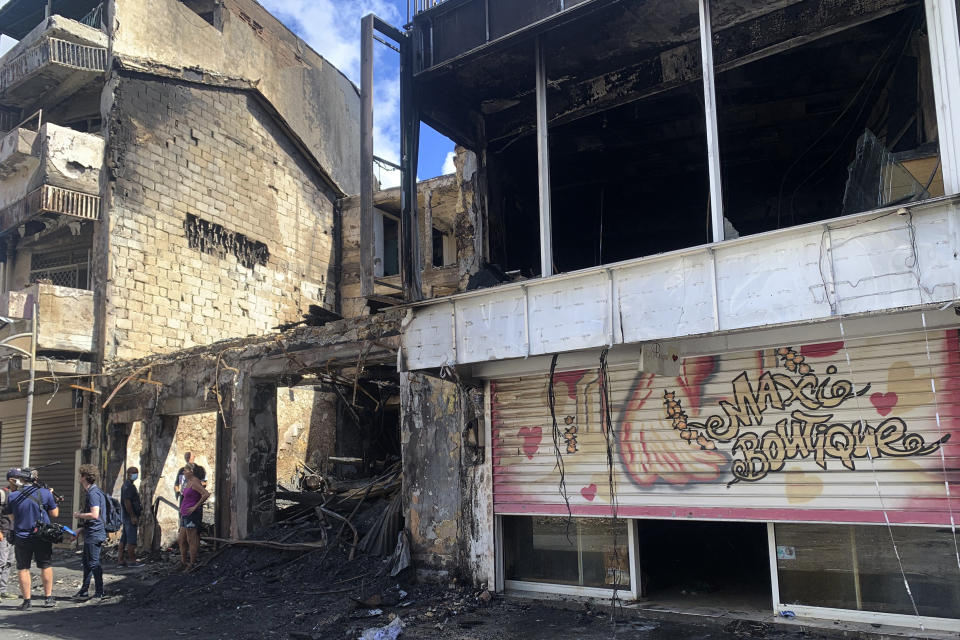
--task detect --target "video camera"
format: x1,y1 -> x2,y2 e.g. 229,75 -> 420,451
8,462 -> 65,504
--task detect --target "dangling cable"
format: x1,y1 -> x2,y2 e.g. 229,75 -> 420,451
599,347 -> 622,618
548,354 -> 573,540
836,319 -> 925,634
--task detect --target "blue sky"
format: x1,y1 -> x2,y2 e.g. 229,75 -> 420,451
0,0 -> 455,184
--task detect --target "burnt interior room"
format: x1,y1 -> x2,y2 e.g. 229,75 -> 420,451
415,0 -> 938,277
638,520 -> 770,607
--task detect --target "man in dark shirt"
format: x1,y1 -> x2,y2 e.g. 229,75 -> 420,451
2,468 -> 59,609
72,464 -> 107,600
174,452 -> 194,502
119,466 -> 143,567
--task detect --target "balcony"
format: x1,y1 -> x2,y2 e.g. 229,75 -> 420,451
402,196 -> 960,370
0,122 -> 103,235
0,15 -> 107,109
0,282 -> 95,354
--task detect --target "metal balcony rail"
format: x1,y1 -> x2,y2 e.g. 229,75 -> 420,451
408,0 -> 448,20
80,3 -> 105,30
33,185 -> 100,221
0,37 -> 107,93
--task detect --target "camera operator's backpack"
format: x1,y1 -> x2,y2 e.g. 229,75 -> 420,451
103,492 -> 123,533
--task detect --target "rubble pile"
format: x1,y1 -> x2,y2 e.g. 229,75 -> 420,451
132,466 -> 496,639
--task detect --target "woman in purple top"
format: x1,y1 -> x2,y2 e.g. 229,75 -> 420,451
177,464 -> 209,570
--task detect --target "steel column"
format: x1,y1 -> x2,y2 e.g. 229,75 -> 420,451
924,0 -> 960,194
535,37 -> 554,277
699,0 -> 726,242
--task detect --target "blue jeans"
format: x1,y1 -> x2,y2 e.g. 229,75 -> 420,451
80,536 -> 104,595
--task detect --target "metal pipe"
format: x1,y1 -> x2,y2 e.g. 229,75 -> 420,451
21,299 -> 37,467
699,0 -> 726,242
45,0 -> 52,19
535,36 -> 554,277
360,15 -> 375,298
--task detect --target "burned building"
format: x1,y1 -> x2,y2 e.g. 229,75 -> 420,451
0,0 -> 357,536
388,0 -> 960,632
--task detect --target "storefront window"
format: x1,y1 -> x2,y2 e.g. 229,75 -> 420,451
502,516 -> 630,590
776,524 -> 960,618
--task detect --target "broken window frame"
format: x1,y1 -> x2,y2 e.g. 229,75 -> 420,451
496,514 -> 640,600
766,523 -> 960,631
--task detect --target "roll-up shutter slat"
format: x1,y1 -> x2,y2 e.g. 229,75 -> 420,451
491,329 -> 960,525
0,406 -> 81,526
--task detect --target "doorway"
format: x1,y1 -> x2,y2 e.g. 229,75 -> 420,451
638,520 -> 770,611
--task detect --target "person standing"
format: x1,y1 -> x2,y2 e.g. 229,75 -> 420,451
73,465 -> 107,601
0,470 -> 20,600
174,452 -> 194,503
177,464 -> 209,570
2,468 -> 59,609
119,467 -> 143,568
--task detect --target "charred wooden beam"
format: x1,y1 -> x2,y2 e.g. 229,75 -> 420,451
486,0 -> 917,146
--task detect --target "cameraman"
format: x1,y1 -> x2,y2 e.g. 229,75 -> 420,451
1,468 -> 59,610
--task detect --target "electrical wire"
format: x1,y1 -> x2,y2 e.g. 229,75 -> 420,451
548,354 -> 573,540
598,347 -> 623,618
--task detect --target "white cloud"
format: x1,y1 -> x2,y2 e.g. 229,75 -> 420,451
441,151 -> 456,175
259,1 -> 404,187
0,36 -> 15,58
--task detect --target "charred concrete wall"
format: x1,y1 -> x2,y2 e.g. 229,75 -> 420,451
276,387 -> 338,486
101,73 -> 338,361
110,0 -> 360,196
400,372 -> 492,586
339,148 -> 485,318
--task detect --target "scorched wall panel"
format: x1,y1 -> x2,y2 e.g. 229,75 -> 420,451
103,75 -> 338,360
492,329 -> 960,525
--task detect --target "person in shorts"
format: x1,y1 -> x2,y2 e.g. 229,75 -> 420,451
177,464 -> 209,570
119,467 -> 143,568
2,468 -> 59,610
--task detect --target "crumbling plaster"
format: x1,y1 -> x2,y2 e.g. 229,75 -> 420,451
109,0 -> 360,196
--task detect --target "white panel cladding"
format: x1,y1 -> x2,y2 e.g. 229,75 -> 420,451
402,303 -> 454,368
527,271 -> 611,355
616,253 -> 714,343
456,289 -> 527,363
714,225 -> 830,330
402,197 -> 960,370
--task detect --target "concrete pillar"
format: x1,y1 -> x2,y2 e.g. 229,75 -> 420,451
225,380 -> 278,539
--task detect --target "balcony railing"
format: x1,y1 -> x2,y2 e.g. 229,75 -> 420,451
409,0 -> 449,19
0,37 -> 107,93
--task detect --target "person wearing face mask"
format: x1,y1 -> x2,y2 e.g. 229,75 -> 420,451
118,467 -> 143,568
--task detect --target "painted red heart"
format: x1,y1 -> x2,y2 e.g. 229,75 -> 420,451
518,426 -> 542,460
581,484 -> 597,501
800,341 -> 844,359
870,392 -> 898,417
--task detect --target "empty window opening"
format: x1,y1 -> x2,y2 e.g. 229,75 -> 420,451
431,227 -> 455,268
638,520 -> 770,609
179,0 -> 218,28
375,210 -> 400,278
713,6 -> 937,233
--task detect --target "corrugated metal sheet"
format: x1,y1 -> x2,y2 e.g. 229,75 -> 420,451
0,403 -> 81,526
491,329 -> 960,525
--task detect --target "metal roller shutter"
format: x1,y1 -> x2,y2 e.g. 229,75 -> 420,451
492,328 -> 960,525
0,395 -> 81,526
